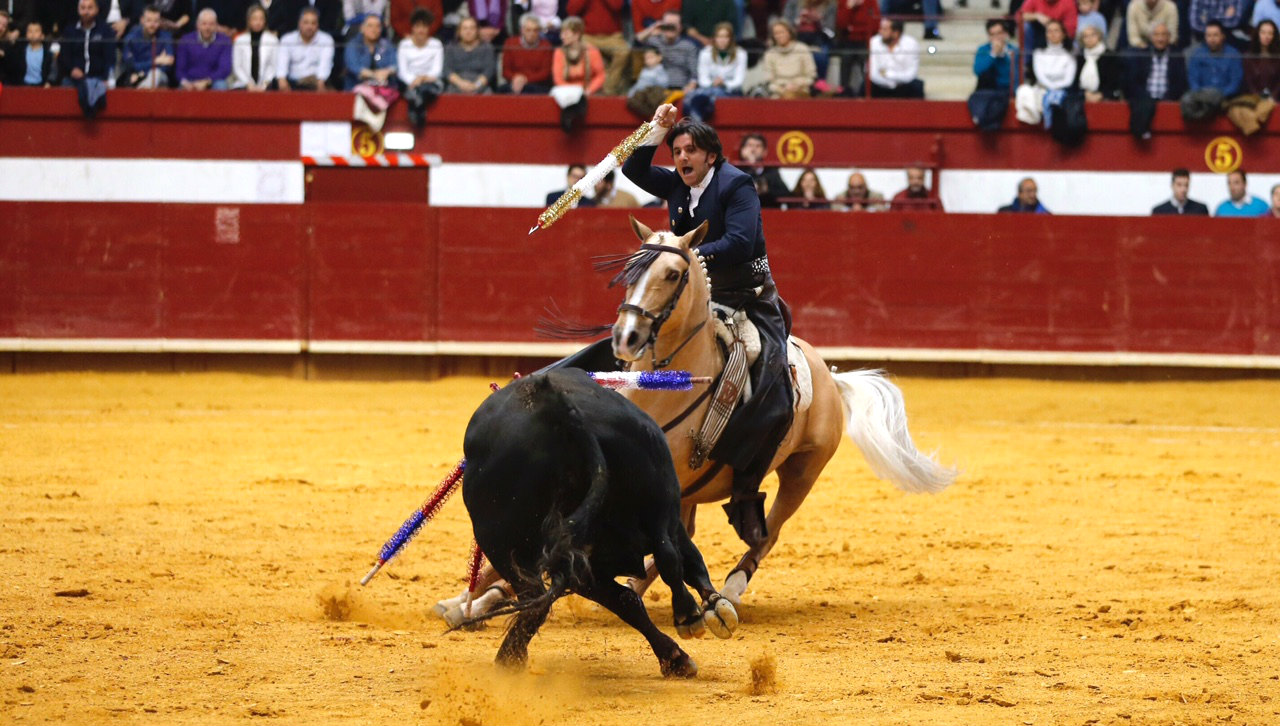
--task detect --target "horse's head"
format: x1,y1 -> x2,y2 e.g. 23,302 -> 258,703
611,216 -> 710,364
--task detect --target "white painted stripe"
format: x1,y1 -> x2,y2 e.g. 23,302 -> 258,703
4,338 -> 1280,369
0,159 -> 305,204
0,338 -> 302,353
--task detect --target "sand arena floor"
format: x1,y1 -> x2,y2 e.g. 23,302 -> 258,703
0,371 -> 1277,725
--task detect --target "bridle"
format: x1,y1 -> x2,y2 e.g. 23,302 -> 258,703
616,243 -> 708,370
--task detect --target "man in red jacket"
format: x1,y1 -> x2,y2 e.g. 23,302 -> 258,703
835,0 -> 880,95
500,13 -> 553,93
566,0 -> 631,94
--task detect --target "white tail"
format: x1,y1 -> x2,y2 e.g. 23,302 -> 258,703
831,370 -> 956,494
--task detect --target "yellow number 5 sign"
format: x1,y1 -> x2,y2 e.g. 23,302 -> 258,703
1204,136 -> 1242,174
776,131 -> 815,165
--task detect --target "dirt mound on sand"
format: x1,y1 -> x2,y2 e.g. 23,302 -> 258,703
316,582 -> 423,630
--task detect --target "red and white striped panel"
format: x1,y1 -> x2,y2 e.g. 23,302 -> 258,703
301,154 -> 432,167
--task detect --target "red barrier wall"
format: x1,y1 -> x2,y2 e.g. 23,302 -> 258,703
3,88 -> 1277,172
3,203 -> 1276,358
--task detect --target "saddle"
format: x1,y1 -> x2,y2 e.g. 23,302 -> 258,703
691,306 -> 812,469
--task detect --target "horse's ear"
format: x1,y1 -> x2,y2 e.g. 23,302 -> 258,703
684,221 -> 710,250
630,215 -> 654,243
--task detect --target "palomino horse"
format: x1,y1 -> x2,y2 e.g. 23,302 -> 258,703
434,218 -> 954,624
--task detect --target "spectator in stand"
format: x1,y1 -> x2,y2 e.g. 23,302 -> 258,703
231,4 -> 278,91
684,22 -> 746,120
683,0 -> 740,46
520,0 -> 562,41
398,8 -> 444,126
1245,20 -> 1280,97
59,0 -> 116,90
835,0 -> 879,95
890,166 -> 940,211
1152,168 -> 1210,214
198,0 -> 252,35
629,45 -> 670,100
552,16 -> 604,130
285,0 -> 343,38
7,19 -> 57,86
1126,22 -> 1185,99
343,0 -> 387,28
467,0 -> 504,44
593,170 -> 640,207
1076,24 -> 1121,101
738,132 -> 789,207
646,11 -> 700,91
276,6 -> 334,90
1075,0 -> 1105,40
565,0 -> 630,95
443,16 -> 495,92
868,18 -> 923,98
1182,21 -> 1241,119
763,19 -> 817,98
1270,184 -> 1280,217
254,0 -> 293,34
974,18 -> 1018,92
833,172 -> 887,211
344,13 -> 395,88
1019,0 -> 1077,62
1127,0 -> 1179,48
1189,0 -> 1244,45
500,13 -> 552,94
1254,0 -> 1280,30
545,164 -> 597,207
634,0 -> 681,44
1215,169 -> 1269,216
1016,18 -> 1076,122
783,0 -> 835,82
121,5 -> 176,88
177,8 -> 232,89
390,0 -> 442,39
998,177 -> 1051,212
787,168 -> 831,209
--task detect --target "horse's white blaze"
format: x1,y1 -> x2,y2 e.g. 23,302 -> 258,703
614,264 -> 654,361
832,370 -> 958,493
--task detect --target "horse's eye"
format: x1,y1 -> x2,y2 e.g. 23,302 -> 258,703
665,270 -> 680,282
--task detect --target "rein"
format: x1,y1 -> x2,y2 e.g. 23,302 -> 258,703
617,243 -> 709,370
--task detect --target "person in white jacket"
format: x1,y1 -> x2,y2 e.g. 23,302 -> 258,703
1015,19 -> 1077,123
397,8 -> 445,128
231,5 -> 278,91
683,22 -> 747,121
868,19 -> 924,98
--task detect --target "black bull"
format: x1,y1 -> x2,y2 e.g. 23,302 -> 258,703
461,369 -> 737,677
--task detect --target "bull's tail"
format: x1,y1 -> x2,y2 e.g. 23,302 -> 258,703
831,369 -> 957,494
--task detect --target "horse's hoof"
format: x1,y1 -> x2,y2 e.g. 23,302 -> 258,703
675,615 -> 706,640
705,597 -> 738,639
441,606 -> 468,630
431,602 -> 451,619
661,653 -> 698,678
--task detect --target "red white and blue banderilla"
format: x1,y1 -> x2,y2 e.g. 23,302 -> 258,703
358,370 -> 710,586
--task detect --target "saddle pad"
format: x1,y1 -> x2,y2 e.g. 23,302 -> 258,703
788,338 -> 813,415
710,303 -> 761,371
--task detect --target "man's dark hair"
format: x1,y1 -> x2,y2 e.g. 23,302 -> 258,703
1204,20 -> 1225,34
985,18 -> 1011,34
567,164 -> 586,175
666,118 -> 724,167
738,132 -> 766,155
889,19 -> 904,34
298,5 -> 319,22
142,4 -> 162,15
410,8 -> 435,27
1229,168 -> 1246,181
1172,168 -> 1190,181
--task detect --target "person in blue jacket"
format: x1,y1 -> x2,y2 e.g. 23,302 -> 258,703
621,102 -> 794,548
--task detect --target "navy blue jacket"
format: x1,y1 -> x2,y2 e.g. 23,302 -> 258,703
58,20 -> 116,81
622,144 -> 766,273
1125,48 -> 1188,101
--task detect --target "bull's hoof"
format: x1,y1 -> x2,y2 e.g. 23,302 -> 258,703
660,653 -> 698,679
704,596 -> 738,639
675,613 -> 706,640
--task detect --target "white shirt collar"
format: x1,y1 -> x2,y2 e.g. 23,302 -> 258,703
689,165 -> 715,212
